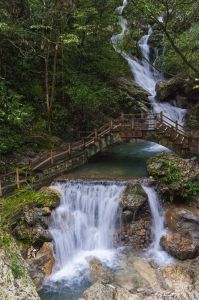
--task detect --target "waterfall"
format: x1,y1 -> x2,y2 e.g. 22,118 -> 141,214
47,181 -> 125,283
142,185 -> 174,265
112,0 -> 186,126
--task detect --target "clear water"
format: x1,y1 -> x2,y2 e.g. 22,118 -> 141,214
67,141 -> 170,179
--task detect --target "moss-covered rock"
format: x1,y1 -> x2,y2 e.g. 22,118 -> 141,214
121,184 -> 147,222
147,153 -> 199,201
118,77 -> 150,113
0,188 -> 59,252
0,230 -> 40,300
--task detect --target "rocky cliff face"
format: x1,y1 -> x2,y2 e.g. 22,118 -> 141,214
0,230 -> 40,300
0,187 -> 60,293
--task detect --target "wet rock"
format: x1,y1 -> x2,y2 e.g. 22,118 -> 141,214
80,283 -> 140,300
13,223 -> 53,247
88,258 -> 114,284
118,77 -> 150,112
161,264 -> 196,299
120,218 -> 151,249
155,77 -> 184,102
160,232 -> 199,260
27,242 -> 55,289
121,184 -> 148,222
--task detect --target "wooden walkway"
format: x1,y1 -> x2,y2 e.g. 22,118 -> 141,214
0,111 -> 198,196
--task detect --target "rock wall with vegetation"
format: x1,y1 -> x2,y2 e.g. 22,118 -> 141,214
0,187 -> 60,292
0,230 -> 40,300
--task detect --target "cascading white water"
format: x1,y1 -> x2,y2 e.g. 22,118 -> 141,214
112,0 -> 186,126
142,185 -> 174,265
47,181 -> 125,283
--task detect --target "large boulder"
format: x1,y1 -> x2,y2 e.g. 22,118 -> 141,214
121,184 -> 148,222
155,77 -> 185,102
160,232 -> 199,260
80,283 -> 140,300
161,264 -> 196,299
88,258 -> 114,284
147,153 -> 199,200
117,77 -> 150,113
165,206 -> 199,240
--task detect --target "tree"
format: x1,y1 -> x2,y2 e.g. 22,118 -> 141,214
126,0 -> 199,76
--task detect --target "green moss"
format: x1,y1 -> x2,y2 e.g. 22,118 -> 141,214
147,153 -> 199,200
147,153 -> 181,183
10,255 -> 24,279
0,188 -> 59,229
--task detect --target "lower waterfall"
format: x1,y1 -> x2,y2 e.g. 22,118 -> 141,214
46,181 -> 125,283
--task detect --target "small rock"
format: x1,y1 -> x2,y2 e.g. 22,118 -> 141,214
88,258 -> 114,284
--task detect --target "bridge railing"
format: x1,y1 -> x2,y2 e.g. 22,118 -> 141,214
1,111 -> 198,197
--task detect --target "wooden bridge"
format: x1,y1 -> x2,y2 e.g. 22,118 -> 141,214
0,111 -> 198,196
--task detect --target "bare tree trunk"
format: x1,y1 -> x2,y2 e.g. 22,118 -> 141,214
50,42 -> 59,112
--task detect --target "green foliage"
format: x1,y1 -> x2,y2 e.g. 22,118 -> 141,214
147,153 -> 199,201
182,179 -> 199,198
10,255 -> 24,279
162,161 -> 181,184
126,0 -> 199,77
0,81 -> 33,154
0,0 -> 129,158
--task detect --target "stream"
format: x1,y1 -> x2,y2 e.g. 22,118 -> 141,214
39,1 -> 184,299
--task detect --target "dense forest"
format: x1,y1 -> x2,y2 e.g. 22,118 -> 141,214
0,0 -> 198,166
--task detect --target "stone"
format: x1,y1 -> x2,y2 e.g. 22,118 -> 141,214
88,258 -> 114,284
0,230 -> 40,300
161,264 -> 195,299
165,206 -> 199,240
117,77 -> 150,112
36,242 -> 55,276
160,232 -> 199,260
147,152 -> 199,200
155,77 -> 184,102
80,283 -> 140,300
27,242 -> 55,288
122,210 -> 134,223
121,184 -> 147,221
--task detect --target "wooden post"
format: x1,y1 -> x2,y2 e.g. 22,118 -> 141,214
95,129 -> 98,139
0,180 -> 2,197
160,111 -> 163,122
68,143 -> 71,155
16,168 -> 20,189
50,150 -> 54,164
131,115 -> 134,129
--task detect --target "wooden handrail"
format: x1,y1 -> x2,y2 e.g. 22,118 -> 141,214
1,110 -> 198,196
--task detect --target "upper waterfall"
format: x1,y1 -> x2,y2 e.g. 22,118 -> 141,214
112,0 -> 186,126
